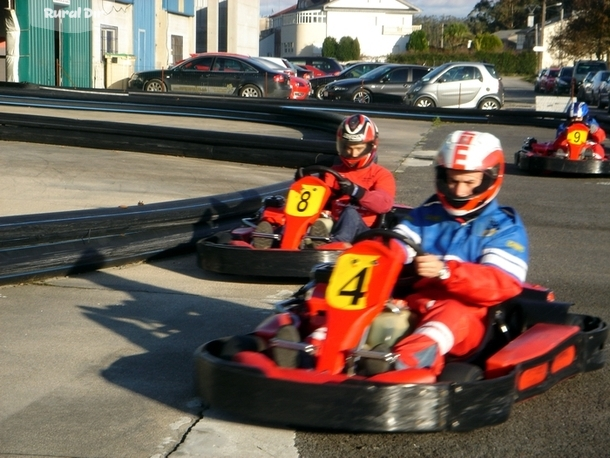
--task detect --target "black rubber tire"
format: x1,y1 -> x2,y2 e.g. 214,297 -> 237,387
219,335 -> 267,361
415,97 -> 435,108
437,362 -> 484,383
144,79 -> 166,92
239,84 -> 263,97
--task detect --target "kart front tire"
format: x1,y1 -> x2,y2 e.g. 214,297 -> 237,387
437,362 -> 483,383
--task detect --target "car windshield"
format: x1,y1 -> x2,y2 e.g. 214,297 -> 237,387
576,63 -> 606,76
418,63 -> 452,82
355,65 -> 393,80
559,67 -> 573,77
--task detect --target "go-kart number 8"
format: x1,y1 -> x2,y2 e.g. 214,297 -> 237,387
326,254 -> 379,310
285,184 -> 326,218
567,128 -> 588,145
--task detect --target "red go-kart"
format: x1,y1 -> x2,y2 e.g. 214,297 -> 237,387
196,165 -> 409,278
194,229 -> 607,432
515,122 -> 610,175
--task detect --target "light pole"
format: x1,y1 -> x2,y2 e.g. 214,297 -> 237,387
538,1 -> 563,72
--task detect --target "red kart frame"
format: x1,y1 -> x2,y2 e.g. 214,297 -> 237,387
194,230 -> 607,432
196,166 -> 410,278
515,122 -> 610,175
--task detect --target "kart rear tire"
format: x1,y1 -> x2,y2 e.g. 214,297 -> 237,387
219,335 -> 267,361
438,362 -> 483,383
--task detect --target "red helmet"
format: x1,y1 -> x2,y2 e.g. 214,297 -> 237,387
336,114 -> 379,169
435,131 -> 505,216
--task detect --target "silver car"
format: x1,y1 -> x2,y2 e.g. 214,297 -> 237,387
403,62 -> 504,110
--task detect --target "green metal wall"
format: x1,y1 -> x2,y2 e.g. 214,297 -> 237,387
16,0 -> 92,87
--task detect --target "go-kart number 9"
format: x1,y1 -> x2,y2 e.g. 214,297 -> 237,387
285,184 -> 326,218
567,128 -> 588,145
326,254 -> 379,310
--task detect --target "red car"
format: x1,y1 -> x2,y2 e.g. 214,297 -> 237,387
195,229 -> 607,432
289,76 -> 312,100
540,67 -> 560,93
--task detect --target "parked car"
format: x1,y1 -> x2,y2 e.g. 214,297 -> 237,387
572,60 -> 608,89
553,67 -> 574,95
539,67 -> 560,93
127,53 -> 292,98
598,74 -> 610,110
288,76 -> 312,100
284,57 -> 343,77
309,62 -> 387,99
255,56 -> 314,80
590,70 -> 610,108
576,71 -> 596,104
321,64 -> 432,103
403,62 -> 504,110
534,68 -> 547,93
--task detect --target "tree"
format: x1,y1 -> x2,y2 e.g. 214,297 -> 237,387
443,22 -> 472,49
474,32 -> 504,51
322,37 -> 338,58
407,29 -> 429,51
549,0 -> 610,59
337,36 -> 360,61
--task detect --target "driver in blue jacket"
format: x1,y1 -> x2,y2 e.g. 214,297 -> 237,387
376,131 -> 529,379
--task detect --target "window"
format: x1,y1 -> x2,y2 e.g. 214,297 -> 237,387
387,68 -> 408,83
101,26 -> 118,60
171,35 -> 183,65
182,57 -> 213,71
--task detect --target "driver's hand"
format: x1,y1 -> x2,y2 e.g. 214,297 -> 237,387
413,254 -> 445,278
337,177 -> 357,197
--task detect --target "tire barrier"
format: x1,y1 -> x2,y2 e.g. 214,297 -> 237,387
1,83 -> 608,285
0,181 -> 290,286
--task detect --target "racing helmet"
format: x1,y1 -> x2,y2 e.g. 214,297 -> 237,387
435,130 -> 505,217
567,101 -> 589,121
336,114 -> 379,169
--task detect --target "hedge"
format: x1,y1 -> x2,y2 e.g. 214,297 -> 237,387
386,51 -> 537,76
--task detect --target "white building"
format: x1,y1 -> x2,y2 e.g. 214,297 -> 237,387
196,0 -> 261,56
260,0 -> 422,60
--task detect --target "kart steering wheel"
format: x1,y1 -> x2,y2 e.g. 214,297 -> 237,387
353,228 -> 425,257
296,165 -> 345,184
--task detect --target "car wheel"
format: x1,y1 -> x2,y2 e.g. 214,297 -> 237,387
144,79 -> 166,92
352,89 -> 372,103
478,98 -> 500,110
437,362 -> 483,383
415,97 -> 435,108
239,84 -> 262,97
314,85 -> 326,100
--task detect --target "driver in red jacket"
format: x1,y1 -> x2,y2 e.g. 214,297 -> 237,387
304,114 -> 396,248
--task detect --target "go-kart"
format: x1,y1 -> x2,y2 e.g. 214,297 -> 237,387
196,165 -> 410,278
194,229 -> 607,432
515,122 -> 610,174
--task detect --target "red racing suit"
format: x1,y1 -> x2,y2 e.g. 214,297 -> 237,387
391,197 -> 529,375
324,162 -> 396,227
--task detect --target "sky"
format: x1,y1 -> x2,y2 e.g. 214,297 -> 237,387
259,0 -> 479,19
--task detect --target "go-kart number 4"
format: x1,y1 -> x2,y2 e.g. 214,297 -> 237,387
567,127 -> 588,145
326,253 -> 379,310
285,184 -> 326,218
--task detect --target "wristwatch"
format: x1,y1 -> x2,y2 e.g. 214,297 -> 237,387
438,263 -> 450,280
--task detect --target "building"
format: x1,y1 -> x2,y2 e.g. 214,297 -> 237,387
195,0 -> 260,56
259,0 -> 422,60
0,0 -> 195,89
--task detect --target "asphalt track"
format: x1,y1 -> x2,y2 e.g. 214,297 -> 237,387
0,79 -> 609,458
